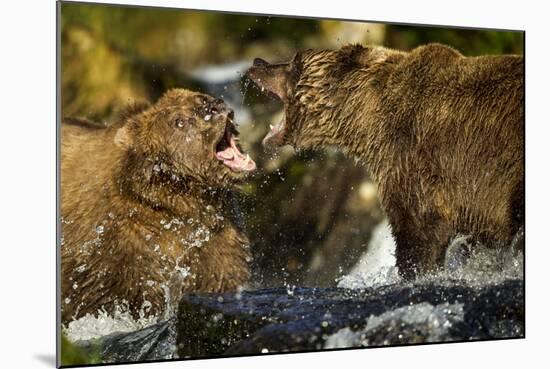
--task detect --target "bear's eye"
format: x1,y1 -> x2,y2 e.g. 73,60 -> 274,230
175,118 -> 185,128
174,117 -> 195,128
195,96 -> 208,106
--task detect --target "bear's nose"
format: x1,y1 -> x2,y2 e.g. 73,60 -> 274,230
218,108 -> 234,124
225,108 -> 235,121
210,98 -> 225,109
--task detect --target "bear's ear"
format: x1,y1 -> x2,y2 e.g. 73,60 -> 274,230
117,101 -> 151,122
246,59 -> 291,101
114,125 -> 132,148
114,101 -> 149,149
338,44 -> 387,72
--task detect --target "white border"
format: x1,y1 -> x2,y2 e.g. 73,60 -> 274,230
1,0 -> 547,368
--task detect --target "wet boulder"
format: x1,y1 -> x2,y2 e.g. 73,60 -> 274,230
72,279 -> 523,362
74,318 -> 177,364
176,280 -> 524,357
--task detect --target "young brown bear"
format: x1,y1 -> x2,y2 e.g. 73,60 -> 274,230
61,88 -> 256,324
246,43 -> 524,280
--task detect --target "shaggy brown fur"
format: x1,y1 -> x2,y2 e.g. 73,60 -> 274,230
247,43 -> 524,279
61,89 -> 255,324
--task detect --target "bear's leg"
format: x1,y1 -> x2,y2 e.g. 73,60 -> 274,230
61,254 -> 169,324
391,216 -> 450,280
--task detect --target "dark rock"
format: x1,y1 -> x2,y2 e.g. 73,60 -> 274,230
73,279 -> 523,362
176,280 -> 524,357
76,318 -> 177,364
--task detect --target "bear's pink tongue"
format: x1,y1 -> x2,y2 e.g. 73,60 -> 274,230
216,136 -> 256,172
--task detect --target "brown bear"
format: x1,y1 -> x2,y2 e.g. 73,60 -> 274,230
246,43 -> 524,280
61,88 -> 256,324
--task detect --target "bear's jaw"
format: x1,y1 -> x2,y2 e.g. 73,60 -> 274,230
214,120 -> 256,172
262,113 -> 287,148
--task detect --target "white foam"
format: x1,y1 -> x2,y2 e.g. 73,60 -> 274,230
325,302 -> 464,348
338,220 -> 524,289
338,220 -> 399,289
63,303 -> 158,342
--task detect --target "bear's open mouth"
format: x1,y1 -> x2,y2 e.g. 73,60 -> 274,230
215,121 -> 256,172
245,74 -> 288,148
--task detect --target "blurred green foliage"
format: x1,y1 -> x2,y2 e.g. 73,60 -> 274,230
386,25 -> 523,55
60,2 -> 523,120
61,3 -> 321,65
60,334 -> 101,366
209,14 -> 320,45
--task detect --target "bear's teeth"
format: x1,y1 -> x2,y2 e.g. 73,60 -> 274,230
243,154 -> 252,166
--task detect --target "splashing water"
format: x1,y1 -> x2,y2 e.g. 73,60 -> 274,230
65,247 -> 197,342
337,220 -> 399,289
241,77 -> 251,106
324,302 -> 465,349
63,302 -> 159,342
338,220 -> 523,289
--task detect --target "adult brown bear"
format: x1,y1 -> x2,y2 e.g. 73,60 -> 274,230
246,43 -> 524,280
61,89 -> 256,324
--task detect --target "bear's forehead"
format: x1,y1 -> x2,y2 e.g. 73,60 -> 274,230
157,88 -> 208,106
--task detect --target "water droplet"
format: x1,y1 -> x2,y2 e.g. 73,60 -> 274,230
96,225 -> 104,234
